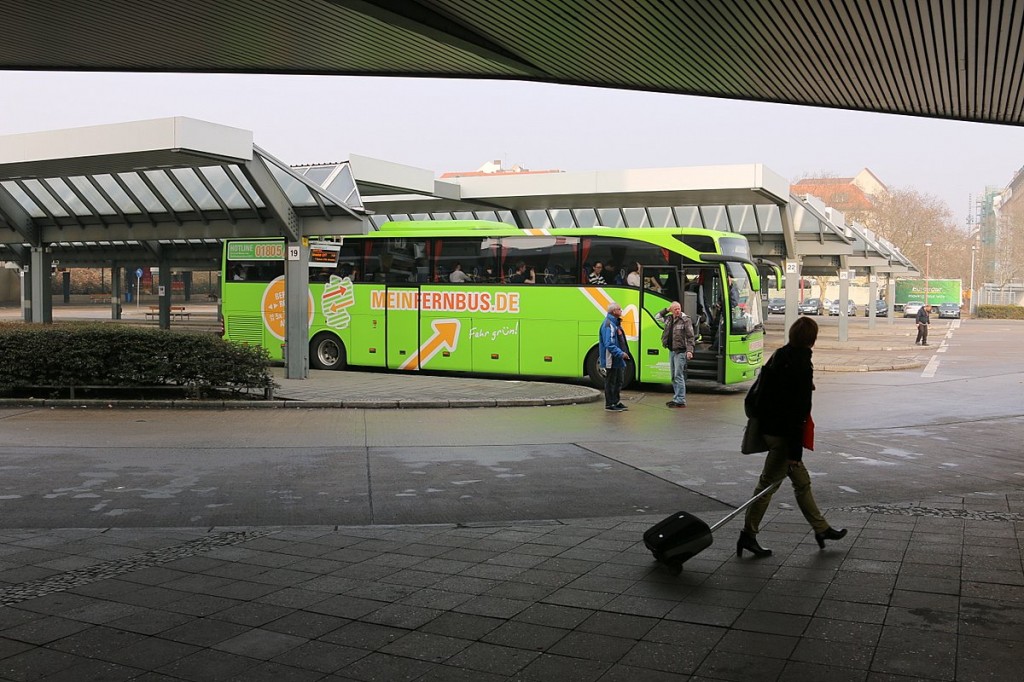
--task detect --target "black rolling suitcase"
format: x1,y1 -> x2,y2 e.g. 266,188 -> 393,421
644,481 -> 781,574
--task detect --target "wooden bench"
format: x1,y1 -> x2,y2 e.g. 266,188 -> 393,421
145,305 -> 191,321
90,294 -> 110,304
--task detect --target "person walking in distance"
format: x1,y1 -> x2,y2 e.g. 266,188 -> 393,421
658,302 -> 695,408
599,302 -> 630,412
737,316 -> 847,557
915,303 -> 931,345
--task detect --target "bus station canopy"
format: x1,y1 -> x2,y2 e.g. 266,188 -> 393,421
298,156 -> 917,278
0,118 -> 366,269
2,1 -> 1022,128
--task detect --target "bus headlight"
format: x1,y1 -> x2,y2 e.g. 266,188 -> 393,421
729,354 -> 748,364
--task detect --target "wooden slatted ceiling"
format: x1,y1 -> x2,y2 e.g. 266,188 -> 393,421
0,0 -> 1022,125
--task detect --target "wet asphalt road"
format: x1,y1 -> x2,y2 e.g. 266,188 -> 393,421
0,318 -> 1021,529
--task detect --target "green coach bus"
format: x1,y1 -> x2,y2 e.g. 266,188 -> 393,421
221,220 -> 764,387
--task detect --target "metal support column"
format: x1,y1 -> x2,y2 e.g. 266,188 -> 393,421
867,270 -> 878,329
285,242 -> 310,379
20,267 -> 30,322
158,258 -> 172,329
838,268 -> 850,342
783,259 -> 800,335
111,262 -> 122,320
886,277 -> 896,326
29,247 -> 52,323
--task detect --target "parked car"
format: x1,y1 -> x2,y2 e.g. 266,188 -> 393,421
903,301 -> 925,318
797,298 -> 824,315
767,298 -> 786,314
864,299 -> 888,317
937,302 -> 961,319
828,299 -> 857,316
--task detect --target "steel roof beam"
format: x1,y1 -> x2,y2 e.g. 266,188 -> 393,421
0,183 -> 38,245
242,155 -> 302,243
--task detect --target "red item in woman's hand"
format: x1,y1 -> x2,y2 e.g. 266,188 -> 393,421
803,415 -> 815,450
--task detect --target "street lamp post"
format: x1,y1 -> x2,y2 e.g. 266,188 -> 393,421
924,241 -> 932,305
970,244 -> 978,314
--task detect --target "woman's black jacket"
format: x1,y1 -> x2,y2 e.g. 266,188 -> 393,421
752,344 -> 814,460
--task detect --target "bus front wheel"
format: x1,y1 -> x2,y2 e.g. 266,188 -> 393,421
310,333 -> 346,371
585,348 -> 633,390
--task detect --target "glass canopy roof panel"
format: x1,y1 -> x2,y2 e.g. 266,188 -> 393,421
267,164 -> 316,206
727,205 -> 759,233
301,166 -> 333,185
117,172 -> 165,213
526,209 -> 550,228
68,177 -> 116,215
622,207 -> 649,227
573,208 -> 599,227
325,164 -> 362,208
549,208 -> 575,228
94,174 -> 143,214
757,205 -> 783,232
674,206 -> 701,228
42,178 -> 89,215
170,168 -> 220,211
22,179 -> 68,217
227,167 -> 265,208
1,180 -> 45,218
647,207 -> 675,227
701,205 -> 729,231
142,171 -> 191,212
597,208 -> 624,227
199,166 -> 250,210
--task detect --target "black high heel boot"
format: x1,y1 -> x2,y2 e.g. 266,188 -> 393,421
736,531 -> 772,558
814,527 -> 848,549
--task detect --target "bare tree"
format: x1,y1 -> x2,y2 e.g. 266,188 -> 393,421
864,188 -> 970,279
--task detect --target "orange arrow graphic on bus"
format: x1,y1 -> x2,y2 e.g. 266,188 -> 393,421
399,319 -> 461,370
579,287 -> 638,339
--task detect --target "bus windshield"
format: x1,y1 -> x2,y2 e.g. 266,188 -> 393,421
726,262 -> 762,334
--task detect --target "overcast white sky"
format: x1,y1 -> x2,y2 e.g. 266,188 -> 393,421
2,70 -> 1023,228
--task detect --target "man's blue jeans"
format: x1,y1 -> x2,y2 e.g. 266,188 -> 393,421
670,350 -> 687,404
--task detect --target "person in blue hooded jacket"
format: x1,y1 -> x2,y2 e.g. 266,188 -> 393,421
598,302 -> 630,412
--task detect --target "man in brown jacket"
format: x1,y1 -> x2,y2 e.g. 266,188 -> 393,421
659,302 -> 696,408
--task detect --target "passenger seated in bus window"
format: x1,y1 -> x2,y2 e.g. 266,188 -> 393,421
605,262 -> 624,285
232,264 -> 246,281
588,262 -> 606,285
508,261 -> 535,284
449,262 -> 469,283
626,262 -> 641,287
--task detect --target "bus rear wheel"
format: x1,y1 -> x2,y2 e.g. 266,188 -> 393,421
585,348 -> 634,390
310,333 -> 346,371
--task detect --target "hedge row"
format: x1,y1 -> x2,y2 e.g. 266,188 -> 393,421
0,323 -> 274,395
975,305 -> 1024,320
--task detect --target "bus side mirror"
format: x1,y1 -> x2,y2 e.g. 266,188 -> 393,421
744,263 -> 760,291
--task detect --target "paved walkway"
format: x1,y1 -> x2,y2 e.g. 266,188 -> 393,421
0,490 -> 1020,681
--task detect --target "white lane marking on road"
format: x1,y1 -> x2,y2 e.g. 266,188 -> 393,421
838,486 -> 860,493
922,355 -> 940,378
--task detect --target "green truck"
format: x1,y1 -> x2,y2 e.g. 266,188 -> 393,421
895,279 -> 962,310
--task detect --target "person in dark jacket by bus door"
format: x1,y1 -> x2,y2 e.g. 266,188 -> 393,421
658,302 -> 695,408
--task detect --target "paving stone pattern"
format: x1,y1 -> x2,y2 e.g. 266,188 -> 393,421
0,495 -> 1022,681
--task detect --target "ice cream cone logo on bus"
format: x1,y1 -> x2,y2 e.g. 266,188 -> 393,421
261,276 -> 314,340
399,319 -> 461,370
580,288 -> 638,339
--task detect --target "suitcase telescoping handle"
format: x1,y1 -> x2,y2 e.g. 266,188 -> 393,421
708,481 -> 783,534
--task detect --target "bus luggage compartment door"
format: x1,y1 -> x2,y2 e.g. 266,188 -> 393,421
385,286 -> 421,370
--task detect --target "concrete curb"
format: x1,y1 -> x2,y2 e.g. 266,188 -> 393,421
0,391 -> 603,410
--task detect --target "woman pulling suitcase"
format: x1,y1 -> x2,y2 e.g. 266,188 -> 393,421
738,316 -> 847,557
